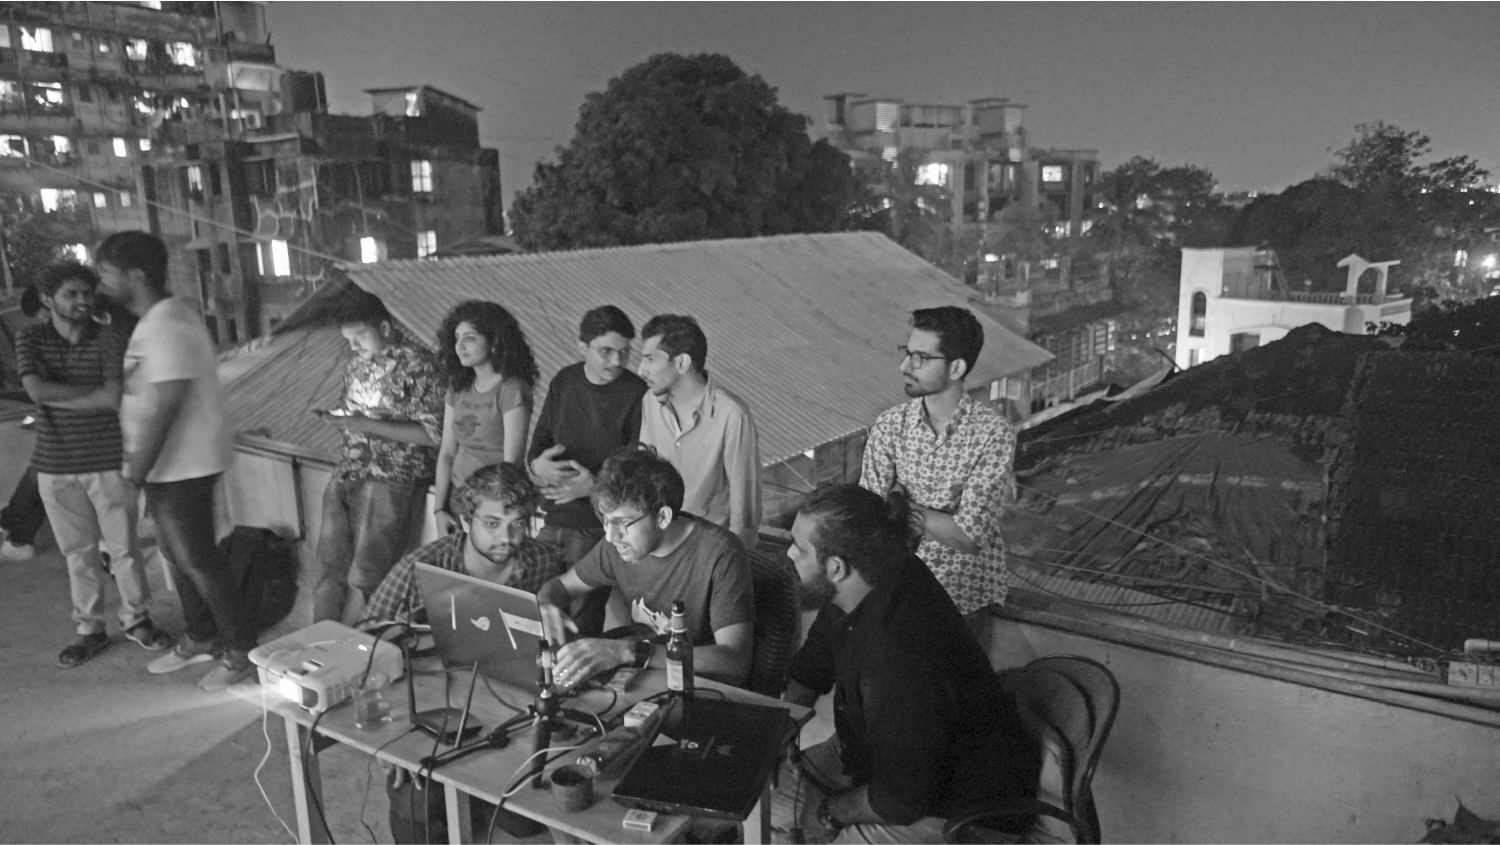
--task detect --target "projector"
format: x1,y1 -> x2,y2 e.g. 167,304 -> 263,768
249,620 -> 404,714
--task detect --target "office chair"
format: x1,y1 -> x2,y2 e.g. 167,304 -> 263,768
945,655 -> 1120,844
743,547 -> 799,698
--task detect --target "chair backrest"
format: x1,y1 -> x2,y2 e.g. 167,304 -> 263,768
743,547 -> 799,698
998,656 -> 1119,844
1036,657 -> 1120,843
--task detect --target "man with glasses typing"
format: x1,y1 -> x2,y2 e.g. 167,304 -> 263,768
860,307 -> 1017,622
536,444 -> 755,690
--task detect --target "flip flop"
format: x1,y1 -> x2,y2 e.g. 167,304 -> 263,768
58,633 -> 111,668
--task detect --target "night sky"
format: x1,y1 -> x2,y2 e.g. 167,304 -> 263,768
268,2 -> 1500,202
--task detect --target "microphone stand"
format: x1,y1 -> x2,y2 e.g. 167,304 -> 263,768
530,639 -> 559,788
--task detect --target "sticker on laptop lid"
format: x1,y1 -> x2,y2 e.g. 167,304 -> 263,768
500,610 -> 543,639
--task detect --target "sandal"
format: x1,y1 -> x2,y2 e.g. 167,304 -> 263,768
58,633 -> 111,668
125,621 -> 175,652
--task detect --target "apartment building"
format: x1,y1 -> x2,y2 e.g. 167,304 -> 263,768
0,0 -> 273,270
821,93 -> 1100,238
1,2 -> 502,344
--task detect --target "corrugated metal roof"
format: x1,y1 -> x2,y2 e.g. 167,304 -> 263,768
218,327 -> 348,462
319,232 -> 1051,466
1010,564 -> 1244,635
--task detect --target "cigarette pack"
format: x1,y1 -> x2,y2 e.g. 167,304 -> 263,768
622,809 -> 657,832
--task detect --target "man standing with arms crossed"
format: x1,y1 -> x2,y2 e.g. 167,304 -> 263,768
861,306 -> 1016,618
636,314 -> 761,549
19,262 -> 172,668
97,232 -> 250,691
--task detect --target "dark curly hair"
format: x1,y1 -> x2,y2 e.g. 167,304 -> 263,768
797,484 -> 920,586
591,443 -> 685,517
437,300 -> 539,393
456,462 -> 540,521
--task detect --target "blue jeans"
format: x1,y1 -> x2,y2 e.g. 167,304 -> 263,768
145,474 -> 254,652
314,475 -> 426,623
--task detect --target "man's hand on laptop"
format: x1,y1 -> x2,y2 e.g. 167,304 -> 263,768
553,638 -> 629,690
538,601 -> 577,646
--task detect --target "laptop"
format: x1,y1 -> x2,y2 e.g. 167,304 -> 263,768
611,696 -> 792,821
413,562 -> 547,696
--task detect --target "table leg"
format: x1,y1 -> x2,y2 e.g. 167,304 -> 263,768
283,713 -> 332,844
744,792 -> 771,845
445,785 -> 473,844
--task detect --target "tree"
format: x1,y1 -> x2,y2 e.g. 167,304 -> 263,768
510,53 -> 867,251
1231,123 -> 1500,295
0,193 -> 64,293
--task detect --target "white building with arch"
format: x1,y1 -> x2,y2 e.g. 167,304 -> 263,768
1174,248 -> 1412,369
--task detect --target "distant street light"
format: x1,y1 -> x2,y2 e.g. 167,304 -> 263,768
1483,255 -> 1497,269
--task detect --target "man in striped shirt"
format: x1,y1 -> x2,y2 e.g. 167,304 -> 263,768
18,263 -> 174,669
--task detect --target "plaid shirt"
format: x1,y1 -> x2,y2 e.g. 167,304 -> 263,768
335,337 -> 444,484
861,395 -> 1016,614
361,532 -> 565,625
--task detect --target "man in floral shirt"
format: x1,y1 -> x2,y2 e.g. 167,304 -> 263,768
313,289 -> 444,623
860,306 -> 1016,617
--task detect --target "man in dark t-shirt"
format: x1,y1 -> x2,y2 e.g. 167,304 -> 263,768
772,484 -> 1041,844
536,444 -> 755,689
528,305 -> 648,564
18,263 -> 174,669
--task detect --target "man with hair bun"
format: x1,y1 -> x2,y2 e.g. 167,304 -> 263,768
772,483 -> 1040,844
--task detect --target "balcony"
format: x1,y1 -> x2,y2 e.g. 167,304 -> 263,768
1228,289 -> 1408,306
22,51 -> 69,71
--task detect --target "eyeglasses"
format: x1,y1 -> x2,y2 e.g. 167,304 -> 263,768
597,510 -> 651,535
897,345 -> 950,368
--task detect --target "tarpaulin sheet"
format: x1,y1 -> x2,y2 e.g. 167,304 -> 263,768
1005,431 -> 1327,631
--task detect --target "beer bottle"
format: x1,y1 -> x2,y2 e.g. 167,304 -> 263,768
665,601 -> 693,696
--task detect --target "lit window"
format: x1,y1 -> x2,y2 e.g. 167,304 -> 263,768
139,138 -> 151,152
168,42 -> 197,67
1190,291 -> 1207,337
71,31 -> 84,45
119,191 -> 132,207
0,135 -> 27,157
270,239 -> 291,276
915,163 -> 950,187
112,137 -> 128,157
417,230 -> 437,258
881,147 -> 897,163
1042,165 -> 1064,183
255,242 -> 264,275
360,236 -> 380,264
875,102 -> 898,133
35,82 -> 65,106
93,192 -> 108,208
187,165 -> 203,192
404,92 -> 420,117
126,39 -> 148,61
39,189 -> 61,212
0,27 -> 9,49
97,38 -> 111,54
1080,219 -> 1094,235
140,0 -> 162,9
50,135 -> 71,155
63,244 -> 87,262
1134,194 -> 1151,210
411,159 -> 433,193
20,27 -> 53,53
1455,250 -> 1468,267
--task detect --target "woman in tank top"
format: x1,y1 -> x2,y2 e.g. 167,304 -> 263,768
432,300 -> 539,535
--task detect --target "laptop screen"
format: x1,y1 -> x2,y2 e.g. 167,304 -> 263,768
413,562 -> 546,695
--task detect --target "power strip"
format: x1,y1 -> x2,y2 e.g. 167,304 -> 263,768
1447,660 -> 1500,689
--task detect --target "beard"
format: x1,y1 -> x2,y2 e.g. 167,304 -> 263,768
468,531 -> 513,566
796,570 -> 837,611
903,374 -> 944,398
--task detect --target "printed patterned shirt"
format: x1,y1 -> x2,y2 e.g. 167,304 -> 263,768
360,532 -> 565,625
335,337 -> 444,485
860,394 -> 1016,614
